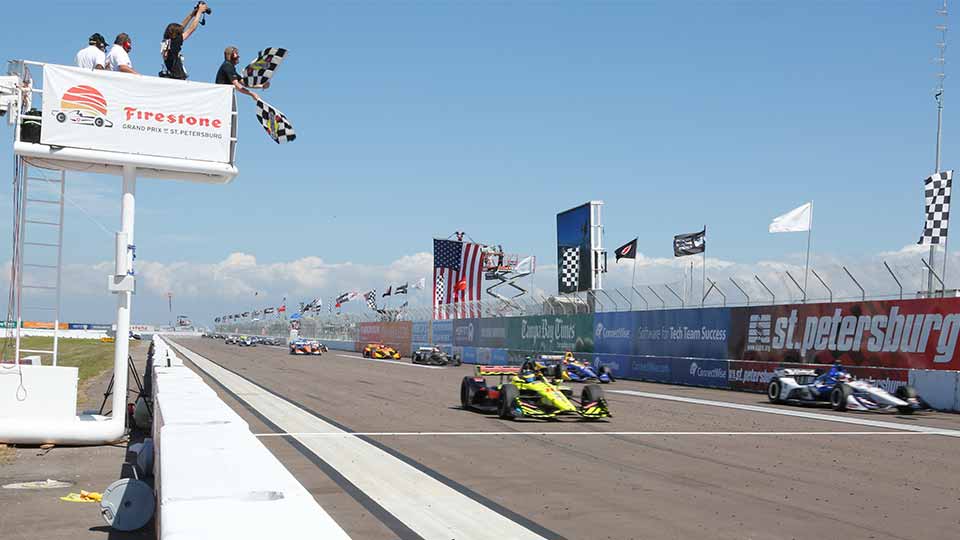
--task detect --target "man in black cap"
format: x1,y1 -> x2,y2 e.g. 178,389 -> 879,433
76,33 -> 107,70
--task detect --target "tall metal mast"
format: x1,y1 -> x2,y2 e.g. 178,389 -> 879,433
929,1 -> 949,294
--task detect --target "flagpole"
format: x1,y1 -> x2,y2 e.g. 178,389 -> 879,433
631,251 -> 638,303
701,225 -> 706,307
803,202 -> 812,303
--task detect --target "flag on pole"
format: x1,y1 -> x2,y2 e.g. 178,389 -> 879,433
395,283 -> 409,295
769,202 -> 812,233
383,286 -> 392,298
673,229 -> 706,256
918,171 -> 953,245
615,238 -> 638,261
364,290 -> 378,311
433,239 -> 484,319
414,277 -> 426,290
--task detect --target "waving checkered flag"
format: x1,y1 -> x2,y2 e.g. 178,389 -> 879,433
255,99 -> 296,144
558,245 -> 581,294
918,171 -> 953,245
243,47 -> 287,88
364,290 -> 378,311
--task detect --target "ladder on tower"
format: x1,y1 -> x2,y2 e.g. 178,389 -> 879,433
11,161 -> 66,366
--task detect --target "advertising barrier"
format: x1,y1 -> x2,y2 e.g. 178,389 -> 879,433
432,320 -> 453,346
728,298 -> 960,370
358,322 -> 412,356
412,322 -> 430,344
506,315 -> 594,354
727,360 -> 909,394
593,309 -> 729,359
598,354 -> 730,389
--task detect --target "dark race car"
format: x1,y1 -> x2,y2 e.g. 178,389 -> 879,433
412,346 -> 461,366
460,360 -> 611,421
538,352 -> 615,384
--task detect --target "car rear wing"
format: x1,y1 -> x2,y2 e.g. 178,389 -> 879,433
538,354 -> 565,362
475,366 -> 521,376
775,368 -> 819,377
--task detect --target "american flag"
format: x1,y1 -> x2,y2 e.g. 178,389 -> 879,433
433,239 -> 484,319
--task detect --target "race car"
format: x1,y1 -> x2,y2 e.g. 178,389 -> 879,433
412,346 -> 461,366
52,109 -> 114,128
767,364 -> 928,414
362,343 -> 401,360
538,352 -> 615,384
460,360 -> 611,420
289,339 -> 325,355
237,335 -> 257,347
224,335 -> 238,345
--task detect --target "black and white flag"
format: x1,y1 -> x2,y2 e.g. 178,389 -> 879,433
382,286 -> 392,298
364,290 -> 378,311
558,245 -> 581,293
615,238 -> 638,262
673,229 -> 706,257
255,98 -> 296,144
918,171 -> 953,245
395,283 -> 409,295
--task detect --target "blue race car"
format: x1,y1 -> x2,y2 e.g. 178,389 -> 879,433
538,352 -> 615,384
768,363 -> 928,414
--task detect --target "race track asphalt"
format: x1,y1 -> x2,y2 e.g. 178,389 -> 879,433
170,338 -> 960,540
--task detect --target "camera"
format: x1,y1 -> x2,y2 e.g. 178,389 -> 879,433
194,2 -> 212,26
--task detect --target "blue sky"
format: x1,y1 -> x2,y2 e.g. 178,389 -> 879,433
0,1 -> 954,324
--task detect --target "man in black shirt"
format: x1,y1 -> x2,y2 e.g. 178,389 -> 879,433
215,46 -> 263,101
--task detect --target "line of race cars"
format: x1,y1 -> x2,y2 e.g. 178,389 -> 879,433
205,332 -> 932,418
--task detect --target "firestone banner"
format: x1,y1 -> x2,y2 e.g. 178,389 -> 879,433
728,298 -> 960,370
42,65 -> 234,163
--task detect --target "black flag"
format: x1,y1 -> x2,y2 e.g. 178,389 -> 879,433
383,286 -> 392,298
673,229 -> 706,257
395,283 -> 409,295
615,238 -> 638,262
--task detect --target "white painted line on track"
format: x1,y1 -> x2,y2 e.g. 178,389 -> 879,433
610,389 -> 960,438
253,430 -> 929,438
170,341 -> 548,540
334,353 -> 445,369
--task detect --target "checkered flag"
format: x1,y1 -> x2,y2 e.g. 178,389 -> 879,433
243,47 -> 288,88
364,290 -> 378,311
918,171 -> 953,245
434,274 -> 446,318
255,99 -> 296,144
558,245 -> 581,294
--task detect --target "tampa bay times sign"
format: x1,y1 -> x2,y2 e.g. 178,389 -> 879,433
41,65 -> 233,163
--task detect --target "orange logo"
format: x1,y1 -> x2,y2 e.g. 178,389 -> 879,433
53,85 -> 113,128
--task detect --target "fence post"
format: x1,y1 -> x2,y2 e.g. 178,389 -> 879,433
883,261 -> 903,300
664,284 -> 684,308
784,271 -> 806,302
920,258 -> 946,298
702,278 -> 726,306
729,277 -> 749,305
632,286 -> 649,310
589,290 -> 604,312
810,269 -> 833,303
754,275 -> 775,305
647,286 -> 666,309
615,288 -> 632,311
842,265 -> 866,301
599,289 -> 619,312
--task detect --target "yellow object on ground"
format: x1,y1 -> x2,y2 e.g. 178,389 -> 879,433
60,490 -> 103,503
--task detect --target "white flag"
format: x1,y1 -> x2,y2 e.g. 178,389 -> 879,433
769,202 -> 812,233
413,277 -> 426,290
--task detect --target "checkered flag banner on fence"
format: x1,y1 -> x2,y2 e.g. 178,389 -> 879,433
255,98 -> 296,144
364,290 -> 378,311
434,274 -> 446,318
558,245 -> 581,294
918,170 -> 953,245
243,47 -> 288,88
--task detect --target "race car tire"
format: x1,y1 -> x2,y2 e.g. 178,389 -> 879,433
831,384 -> 851,411
897,405 -> 915,415
552,364 -> 564,380
56,112 -> 66,122
767,378 -> 783,403
599,366 -> 615,383
453,354 -> 462,367
582,384 -> 604,405
498,384 -> 519,420
94,117 -> 104,127
460,376 -> 476,409
895,385 -> 918,400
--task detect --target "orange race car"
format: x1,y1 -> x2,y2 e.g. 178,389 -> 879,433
362,343 -> 401,360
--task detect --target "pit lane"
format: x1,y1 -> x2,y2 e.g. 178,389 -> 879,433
169,337 -> 960,540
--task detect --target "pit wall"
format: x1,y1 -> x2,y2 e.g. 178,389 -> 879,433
150,336 -> 350,539
350,297 -> 960,411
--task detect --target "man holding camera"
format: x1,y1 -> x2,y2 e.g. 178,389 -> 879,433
160,2 -> 210,79
215,46 -> 266,102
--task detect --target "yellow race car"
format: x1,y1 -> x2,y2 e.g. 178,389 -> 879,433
460,359 -> 611,420
362,343 -> 401,360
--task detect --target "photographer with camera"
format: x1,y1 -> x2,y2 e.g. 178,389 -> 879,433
159,2 -> 210,80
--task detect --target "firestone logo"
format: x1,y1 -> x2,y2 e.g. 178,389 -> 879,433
745,307 -> 960,363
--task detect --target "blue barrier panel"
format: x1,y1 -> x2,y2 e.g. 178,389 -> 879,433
432,320 -> 453,346
453,319 -> 479,347
412,322 -> 430,344
593,309 -> 730,360
598,353 -> 730,389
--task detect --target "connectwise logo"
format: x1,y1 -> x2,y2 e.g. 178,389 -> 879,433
745,307 -> 960,363
595,322 -> 631,339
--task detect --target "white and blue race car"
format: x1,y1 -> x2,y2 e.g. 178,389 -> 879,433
767,364 -> 928,414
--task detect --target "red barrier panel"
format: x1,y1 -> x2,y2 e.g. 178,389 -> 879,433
728,298 -> 960,370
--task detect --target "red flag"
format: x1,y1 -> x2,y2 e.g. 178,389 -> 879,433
455,278 -> 467,292
278,304 -> 286,313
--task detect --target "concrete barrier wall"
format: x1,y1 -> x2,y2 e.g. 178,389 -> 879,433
150,336 -> 350,539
